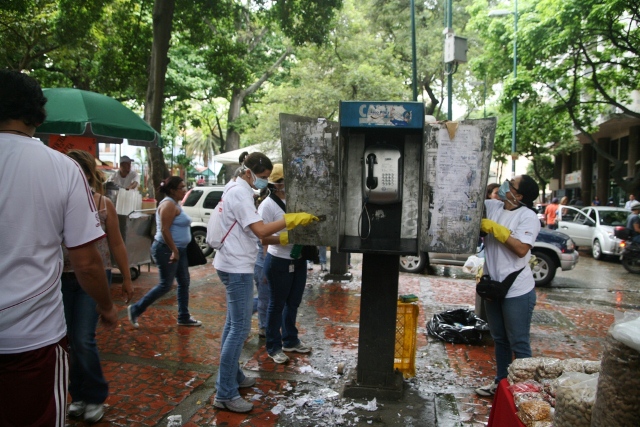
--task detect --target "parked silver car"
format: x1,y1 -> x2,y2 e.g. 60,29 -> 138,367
556,206 -> 630,260
399,228 -> 579,287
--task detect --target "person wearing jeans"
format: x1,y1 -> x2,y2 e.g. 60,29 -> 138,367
212,154 -> 318,413
254,242 -> 269,337
258,164 -> 311,364
476,175 -> 541,397
483,289 -> 537,380
128,176 -> 201,328
62,149 -> 134,423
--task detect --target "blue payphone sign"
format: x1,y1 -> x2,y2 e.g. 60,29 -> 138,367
340,101 -> 424,129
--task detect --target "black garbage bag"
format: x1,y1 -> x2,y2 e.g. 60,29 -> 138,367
426,308 -> 488,345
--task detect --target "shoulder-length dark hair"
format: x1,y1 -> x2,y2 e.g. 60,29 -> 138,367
157,176 -> 183,198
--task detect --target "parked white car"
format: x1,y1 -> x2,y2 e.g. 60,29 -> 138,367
556,206 -> 630,260
181,185 -> 226,256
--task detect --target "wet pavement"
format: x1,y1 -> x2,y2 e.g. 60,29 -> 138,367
66,251 -> 621,426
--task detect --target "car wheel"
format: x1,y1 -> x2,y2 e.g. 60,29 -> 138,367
192,229 -> 213,257
592,239 -> 603,260
399,252 -> 427,273
530,251 -> 556,287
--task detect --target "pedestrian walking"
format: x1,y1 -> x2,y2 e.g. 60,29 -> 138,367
62,149 -> 135,422
212,153 -> 318,413
475,175 -> 540,397
0,70 -> 117,426
544,197 -> 560,229
128,176 -> 202,328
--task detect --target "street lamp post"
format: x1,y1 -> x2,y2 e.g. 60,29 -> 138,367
489,0 -> 518,177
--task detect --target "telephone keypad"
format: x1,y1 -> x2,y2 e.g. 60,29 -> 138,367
382,173 -> 395,187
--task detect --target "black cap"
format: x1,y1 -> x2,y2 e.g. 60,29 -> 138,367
517,175 -> 540,207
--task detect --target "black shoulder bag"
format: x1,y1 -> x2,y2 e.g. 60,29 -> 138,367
269,193 -> 318,261
476,264 -> 525,301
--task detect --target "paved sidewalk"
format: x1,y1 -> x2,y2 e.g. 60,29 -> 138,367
65,253 -> 614,426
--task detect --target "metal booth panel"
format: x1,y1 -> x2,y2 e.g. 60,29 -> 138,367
420,118 -> 496,254
279,114 -> 340,247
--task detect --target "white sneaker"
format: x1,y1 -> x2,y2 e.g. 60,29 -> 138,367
68,401 -> 86,417
269,351 -> 290,364
475,382 -> 498,397
127,305 -> 139,328
84,403 -> 105,423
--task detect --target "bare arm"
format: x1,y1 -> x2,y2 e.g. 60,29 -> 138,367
634,222 -> 640,233
249,218 -> 287,239
158,202 -> 180,262
68,242 -> 117,326
261,234 -> 283,245
502,236 -> 533,258
103,197 -> 134,303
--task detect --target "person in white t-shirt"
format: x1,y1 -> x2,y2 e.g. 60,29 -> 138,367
258,164 -> 311,365
475,175 -> 541,397
624,194 -> 636,210
0,70 -> 117,426
212,152 -> 318,413
108,155 -> 139,190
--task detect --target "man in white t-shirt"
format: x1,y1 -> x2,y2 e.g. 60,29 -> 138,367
0,70 -> 118,426
624,194 -> 636,210
108,155 -> 139,190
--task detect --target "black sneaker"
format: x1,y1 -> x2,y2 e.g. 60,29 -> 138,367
178,317 -> 202,326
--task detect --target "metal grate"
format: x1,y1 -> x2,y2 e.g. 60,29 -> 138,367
532,311 -> 558,325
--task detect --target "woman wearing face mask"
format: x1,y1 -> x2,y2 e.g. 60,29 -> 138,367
475,175 -> 541,397
212,153 -> 319,413
258,164 -> 311,364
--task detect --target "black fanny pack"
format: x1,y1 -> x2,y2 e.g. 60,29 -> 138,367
476,267 -> 525,301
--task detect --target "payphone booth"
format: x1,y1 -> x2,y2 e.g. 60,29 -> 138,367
280,102 -> 496,400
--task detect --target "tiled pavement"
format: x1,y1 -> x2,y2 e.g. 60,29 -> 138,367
65,253 -> 615,426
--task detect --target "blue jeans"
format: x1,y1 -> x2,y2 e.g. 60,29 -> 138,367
484,288 -> 537,382
130,241 -> 191,322
215,271 -> 253,401
254,249 -> 269,329
264,254 -> 307,355
61,270 -> 112,404
318,246 -> 327,264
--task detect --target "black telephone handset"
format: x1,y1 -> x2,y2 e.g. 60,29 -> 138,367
366,153 -> 378,190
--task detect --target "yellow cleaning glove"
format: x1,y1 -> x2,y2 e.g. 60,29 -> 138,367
283,213 -> 319,230
279,232 -> 289,245
481,219 -> 511,243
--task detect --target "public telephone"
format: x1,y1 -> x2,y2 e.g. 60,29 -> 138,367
362,144 -> 403,204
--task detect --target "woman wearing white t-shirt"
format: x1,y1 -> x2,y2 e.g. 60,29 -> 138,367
212,152 -> 318,413
476,175 -> 541,397
258,164 -> 311,365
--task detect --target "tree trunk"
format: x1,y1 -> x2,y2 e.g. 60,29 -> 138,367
223,48 -> 292,181
144,0 -> 175,197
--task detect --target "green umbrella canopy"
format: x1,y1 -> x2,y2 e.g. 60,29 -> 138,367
35,88 -> 162,147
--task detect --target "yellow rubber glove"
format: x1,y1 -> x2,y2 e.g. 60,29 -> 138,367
481,219 -> 511,243
279,232 -> 289,245
283,212 -> 319,230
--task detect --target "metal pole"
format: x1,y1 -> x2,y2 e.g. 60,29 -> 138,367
447,0 -> 453,120
511,0 -> 518,177
411,0 -> 418,101
484,74 -> 487,118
